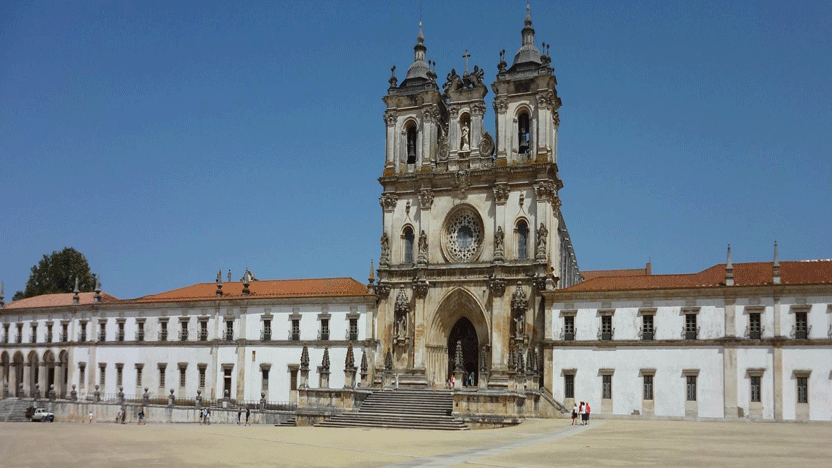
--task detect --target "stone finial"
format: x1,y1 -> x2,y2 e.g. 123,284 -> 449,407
395,287 -> 410,314
345,342 -> 355,369
93,274 -> 102,303
216,269 -> 223,297
725,244 -> 734,286
511,282 -> 528,312
0,281 -> 4,307
388,65 -> 397,89
300,345 -> 310,370
507,347 -> 516,371
241,269 -> 251,296
227,269 -> 232,283
360,351 -> 368,374
321,347 -> 330,372
454,340 -> 464,372
367,260 -> 375,285
773,241 -> 781,285
384,349 -> 393,371
516,349 -> 525,374
72,277 -> 79,305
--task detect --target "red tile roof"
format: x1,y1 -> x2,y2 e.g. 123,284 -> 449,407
563,260 -> 832,292
127,277 -> 370,303
4,292 -> 119,309
581,263 -> 651,281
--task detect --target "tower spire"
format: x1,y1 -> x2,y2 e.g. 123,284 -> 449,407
725,244 -> 734,286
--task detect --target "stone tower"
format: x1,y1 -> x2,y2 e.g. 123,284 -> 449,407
374,8 -> 580,390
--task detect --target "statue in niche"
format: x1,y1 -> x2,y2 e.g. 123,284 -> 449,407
536,223 -> 548,258
514,314 -> 525,339
395,313 -> 407,339
460,121 -> 470,152
494,226 -> 504,253
418,230 -> 428,256
380,232 -> 390,263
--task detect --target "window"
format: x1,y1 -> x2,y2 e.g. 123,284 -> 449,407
749,313 -> 761,340
159,365 -> 166,388
198,366 -> 206,388
78,322 -> 86,342
159,321 -> 168,341
199,320 -> 208,341
137,321 -> 145,341
31,324 -> 37,343
79,363 -> 86,387
750,376 -> 761,402
46,324 -> 53,343
117,322 -> 125,341
263,320 -> 272,341
564,373 -> 574,398
99,321 -> 106,341
643,375 -> 654,400
180,319 -> 189,341
406,125 -> 417,164
136,365 -> 143,387
179,366 -> 187,388
685,314 -> 697,340
797,377 -> 808,404
99,364 -> 106,387
686,375 -> 697,401
223,368 -> 232,397
602,375 -> 612,399
262,368 -> 269,392
642,315 -> 654,341
290,368 -> 298,391
320,319 -> 329,341
403,227 -> 414,265
601,315 -> 613,341
563,316 -> 575,341
2,324 -> 8,343
349,318 -> 359,341
517,221 -> 529,260
116,364 -> 123,387
518,112 -> 530,155
225,320 -> 234,341
291,319 -> 300,341
16,324 -> 23,343
795,312 -> 808,339
61,323 -> 68,342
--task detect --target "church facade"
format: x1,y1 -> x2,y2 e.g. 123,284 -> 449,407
1,9 -> 830,423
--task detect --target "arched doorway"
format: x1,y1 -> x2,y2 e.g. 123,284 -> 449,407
447,317 -> 478,386
12,352 -> 24,396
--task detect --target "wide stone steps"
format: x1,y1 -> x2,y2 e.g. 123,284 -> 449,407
0,399 -> 34,422
317,389 -> 467,431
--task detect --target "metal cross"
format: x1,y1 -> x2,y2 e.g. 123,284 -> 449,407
463,49 -> 470,73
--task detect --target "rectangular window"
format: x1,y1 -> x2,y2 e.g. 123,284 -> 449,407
686,375 -> 697,401
198,366 -> 206,388
643,375 -> 654,400
180,320 -> 189,341
349,318 -> 359,341
601,315 -> 613,341
263,320 -> 272,341
320,319 -> 329,341
159,365 -> 166,388
749,313 -> 762,340
99,322 -> 106,341
602,374 -> 612,399
61,323 -> 68,342
31,324 -> 37,343
564,316 -> 575,341
642,315 -> 654,341
137,321 -> 145,341
47,324 -> 53,343
79,364 -> 86,388
225,320 -> 234,341
117,322 -> 125,341
179,367 -> 187,388
291,319 -> 300,341
564,373 -> 574,398
79,322 -> 86,342
99,364 -> 106,387
795,312 -> 808,339
3,325 -> 8,344
17,324 -> 23,343
262,369 -> 269,391
750,376 -> 761,402
290,368 -> 298,391
200,321 -> 208,341
160,321 -> 168,341
136,366 -> 143,387
685,314 -> 697,340
797,377 -> 808,404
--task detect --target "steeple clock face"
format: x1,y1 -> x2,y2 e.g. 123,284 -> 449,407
443,206 -> 484,263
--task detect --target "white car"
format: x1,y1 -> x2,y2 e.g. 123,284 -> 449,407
30,408 -> 54,422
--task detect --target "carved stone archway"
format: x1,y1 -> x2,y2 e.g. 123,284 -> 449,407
426,288 -> 490,386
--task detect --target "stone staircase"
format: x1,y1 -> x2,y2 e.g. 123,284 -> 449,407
275,415 -> 296,427
317,389 -> 467,430
0,398 -> 34,422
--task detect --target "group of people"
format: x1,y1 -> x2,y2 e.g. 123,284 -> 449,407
199,407 -> 211,424
236,407 -> 252,425
444,371 -> 477,389
571,401 -> 591,425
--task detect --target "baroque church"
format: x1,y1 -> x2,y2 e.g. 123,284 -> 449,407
1,8 -> 831,424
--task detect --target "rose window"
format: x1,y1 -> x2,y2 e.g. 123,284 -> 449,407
444,208 -> 484,262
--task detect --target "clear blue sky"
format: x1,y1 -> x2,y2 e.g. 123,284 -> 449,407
1,1 -> 830,300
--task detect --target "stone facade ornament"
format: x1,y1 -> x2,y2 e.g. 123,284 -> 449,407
479,131 -> 495,157
493,97 -> 508,114
492,184 -> 510,205
300,345 -> 310,370
384,349 -> 393,371
536,223 -> 548,261
413,280 -> 429,299
216,269 -> 223,297
70,384 -> 77,401
379,193 -> 398,212
532,275 -> 547,292
394,287 -> 410,314
49,384 -> 56,401
379,232 -> 390,266
456,170 -> 471,193
497,49 -> 507,73
376,282 -> 391,298
195,389 -> 202,407
438,134 -> 449,161
460,122 -> 471,153
168,389 -> 175,406
418,189 -> 434,210
345,342 -> 355,369
142,388 -> 149,406
488,278 -> 506,297
321,347 -> 330,373
516,350 -> 525,374
93,384 -> 100,402
417,230 -> 428,265
360,351 -> 368,375
387,66 -> 397,90
493,226 -> 505,262
480,347 -> 489,372
117,385 -> 124,403
511,283 -> 528,312
454,340 -> 464,372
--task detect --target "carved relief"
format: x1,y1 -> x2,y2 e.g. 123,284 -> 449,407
553,110 -> 560,127
413,280 -> 429,299
536,223 -> 548,261
534,181 -> 557,201
376,282 -> 391,298
438,134 -> 449,161
492,184 -> 510,205
383,112 -> 397,127
489,277 -> 506,297
418,189 -> 434,209
493,98 -> 508,114
470,102 -> 486,116
379,193 -> 398,211
417,230 -> 428,265
456,170 -> 471,193
493,226 -> 505,263
479,131 -> 495,157
379,233 -> 390,266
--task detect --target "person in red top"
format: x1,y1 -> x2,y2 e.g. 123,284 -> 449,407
585,402 -> 591,425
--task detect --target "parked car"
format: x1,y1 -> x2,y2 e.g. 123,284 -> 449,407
30,408 -> 54,422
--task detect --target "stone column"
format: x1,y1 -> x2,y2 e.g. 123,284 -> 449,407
773,296 -> 783,420
22,364 -> 30,397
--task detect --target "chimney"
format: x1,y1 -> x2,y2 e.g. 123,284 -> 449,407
773,241 -> 781,285
725,244 -> 734,286
645,262 -> 652,276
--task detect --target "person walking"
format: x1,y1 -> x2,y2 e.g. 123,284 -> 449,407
578,401 -> 585,425
571,403 -> 578,425
245,407 -> 251,426
138,408 -> 145,425
585,402 -> 591,425
88,410 -> 93,424
237,407 -> 242,425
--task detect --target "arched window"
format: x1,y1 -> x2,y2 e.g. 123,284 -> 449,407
403,227 -> 414,265
518,112 -> 530,155
406,126 -> 417,164
517,220 -> 529,260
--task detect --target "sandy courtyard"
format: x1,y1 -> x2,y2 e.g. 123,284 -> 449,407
1,419 -> 831,468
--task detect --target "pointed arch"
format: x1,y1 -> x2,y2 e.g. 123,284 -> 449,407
427,287 -> 490,348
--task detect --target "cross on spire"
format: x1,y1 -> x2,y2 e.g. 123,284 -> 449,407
463,49 -> 470,73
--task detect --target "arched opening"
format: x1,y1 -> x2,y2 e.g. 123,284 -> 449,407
12,352 -> 24,396
43,351 -> 55,393
0,352 -> 8,392
516,220 -> 529,260
403,226 -> 414,266
406,125 -> 418,164
518,112 -> 530,155
59,350 -> 69,398
447,317 -> 478,386
27,351 -> 39,397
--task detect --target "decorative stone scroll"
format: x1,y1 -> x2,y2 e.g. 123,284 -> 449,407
492,184 -> 510,205
379,193 -> 398,211
418,189 -> 434,210
488,278 -> 506,297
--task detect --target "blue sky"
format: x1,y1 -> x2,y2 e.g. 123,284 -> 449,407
1,0 -> 830,300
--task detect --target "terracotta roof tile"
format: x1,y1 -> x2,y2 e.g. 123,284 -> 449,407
4,292 -> 119,310
581,264 -> 651,281
127,277 -> 370,303
563,260 -> 832,292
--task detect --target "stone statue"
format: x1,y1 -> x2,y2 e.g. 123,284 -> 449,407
380,232 -> 390,264
536,223 -> 548,260
418,230 -> 428,256
395,314 -> 407,339
495,226 -> 504,252
460,122 -> 470,152
514,313 -> 525,339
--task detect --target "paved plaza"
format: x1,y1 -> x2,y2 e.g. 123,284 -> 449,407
1,419 -> 830,467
